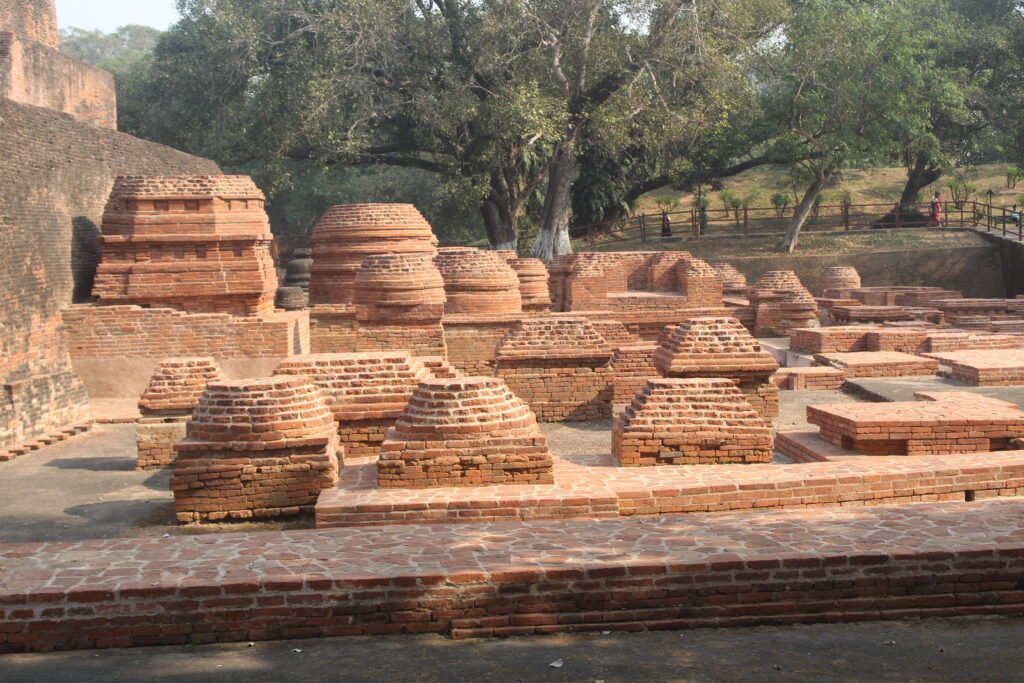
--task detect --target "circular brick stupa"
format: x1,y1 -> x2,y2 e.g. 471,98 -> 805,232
508,258 -> 552,312
748,270 -> 820,336
821,266 -> 862,294
352,253 -> 447,323
377,377 -> 554,488
171,376 -> 340,522
435,247 -> 523,316
136,357 -> 226,470
612,378 -> 773,466
711,262 -> 748,294
309,204 -> 438,305
93,175 -> 277,317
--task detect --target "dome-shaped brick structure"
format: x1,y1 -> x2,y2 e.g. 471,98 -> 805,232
821,266 -> 862,294
434,247 -> 523,315
352,253 -> 447,323
612,378 -> 772,466
135,357 -> 226,470
309,204 -> 438,305
750,270 -> 816,304
93,175 -> 277,316
171,375 -> 339,522
508,258 -> 552,312
711,262 -> 748,294
748,270 -> 820,336
275,352 -> 433,457
378,376 -> 553,488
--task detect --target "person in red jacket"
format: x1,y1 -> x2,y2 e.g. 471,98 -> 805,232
929,191 -> 945,227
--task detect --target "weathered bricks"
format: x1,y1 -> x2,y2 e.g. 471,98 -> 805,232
710,262 -> 748,296
506,257 -> 552,312
170,376 -> 340,522
748,271 -> 819,336
773,366 -> 846,391
820,266 -> 861,297
377,376 -> 554,488
612,379 -> 772,466
495,317 -> 614,421
814,351 -> 939,378
609,342 -> 660,406
435,247 -> 523,316
925,349 -> 1024,386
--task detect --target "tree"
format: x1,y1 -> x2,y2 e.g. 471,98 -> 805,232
762,0 -> 953,252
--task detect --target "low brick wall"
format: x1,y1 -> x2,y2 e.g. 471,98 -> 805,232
2,499 -> 1024,651
497,363 -> 614,422
135,420 -> 186,470
773,367 -> 846,391
441,316 -> 522,375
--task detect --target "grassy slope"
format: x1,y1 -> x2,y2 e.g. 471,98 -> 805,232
634,163 -> 1024,214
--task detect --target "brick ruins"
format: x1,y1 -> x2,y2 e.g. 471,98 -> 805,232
495,316 -> 614,421
136,357 -> 225,470
171,376 -> 339,523
506,257 -> 552,312
435,247 -> 523,316
377,376 -> 554,488
748,270 -> 820,337
274,352 -> 433,458
654,317 -> 780,422
612,378 -> 772,466
820,266 -> 862,296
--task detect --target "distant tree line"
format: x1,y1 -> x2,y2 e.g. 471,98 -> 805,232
62,0 -> 1024,257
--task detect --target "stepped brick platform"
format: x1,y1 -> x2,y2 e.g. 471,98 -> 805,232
654,317 -> 779,422
894,289 -> 963,307
5,498 -> 1024,651
791,326 -> 1021,356
774,367 -> 846,391
612,379 -> 771,466
273,352 -> 432,458
171,376 -> 340,523
318,448 -> 1024,526
790,326 -> 878,354
829,306 -> 943,325
609,343 -> 660,407
849,287 -> 955,307
92,176 -> 277,317
748,271 -> 819,337
495,317 -> 614,421
507,258 -> 552,312
925,349 -> 1024,386
309,204 -> 438,305
820,266 -> 861,297
591,319 -> 641,347
377,377 -> 553,488
135,357 -> 225,470
710,262 -> 748,296
435,247 -> 523,315
813,352 -> 939,378
806,394 -> 1024,456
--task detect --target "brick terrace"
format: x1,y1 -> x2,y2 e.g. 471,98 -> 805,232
813,352 -> 939,378
2,499 -> 1024,651
925,349 -> 1024,386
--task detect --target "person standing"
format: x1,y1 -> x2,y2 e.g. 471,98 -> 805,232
661,210 -> 672,237
929,191 -> 945,227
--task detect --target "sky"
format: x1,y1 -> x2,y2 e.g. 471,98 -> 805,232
55,0 -> 181,33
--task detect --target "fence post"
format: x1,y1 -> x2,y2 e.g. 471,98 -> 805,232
640,214 -> 647,243
894,201 -> 901,229
691,208 -> 697,238
743,206 -> 749,235
843,204 -> 850,231
587,222 -> 595,247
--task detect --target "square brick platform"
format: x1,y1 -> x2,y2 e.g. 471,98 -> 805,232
814,351 -> 939,378
925,349 -> 1024,386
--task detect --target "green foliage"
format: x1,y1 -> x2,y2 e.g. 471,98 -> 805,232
653,195 -> 680,213
1008,167 -> 1024,190
770,192 -> 790,218
948,179 -> 979,210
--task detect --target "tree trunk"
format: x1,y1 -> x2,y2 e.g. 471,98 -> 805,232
900,155 -> 943,217
782,167 -> 834,253
531,143 -> 576,263
481,196 -> 518,251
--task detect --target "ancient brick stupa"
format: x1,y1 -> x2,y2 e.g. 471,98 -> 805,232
377,376 -> 553,488
495,316 -> 614,421
274,352 -> 432,458
275,248 -> 313,311
748,270 -> 820,336
435,247 -> 523,316
609,342 -> 660,408
821,266 -> 862,297
309,204 -> 438,305
612,378 -> 773,466
170,376 -> 339,522
654,316 -> 780,422
507,257 -> 552,312
136,357 -> 225,470
711,263 -> 748,297
92,176 -> 278,316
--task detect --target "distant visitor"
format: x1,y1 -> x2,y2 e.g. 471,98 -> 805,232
930,191 -> 945,227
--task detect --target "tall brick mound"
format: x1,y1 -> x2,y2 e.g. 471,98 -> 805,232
749,270 -> 819,336
136,357 -> 225,470
654,317 -> 780,422
377,377 -> 554,488
171,376 -> 340,523
435,247 -> 523,316
612,379 -> 772,466
609,342 -> 660,407
92,176 -> 277,317
274,352 -> 432,458
495,316 -> 614,421
507,258 -> 552,312
821,266 -> 862,297
309,204 -> 438,305
349,253 -> 448,355
711,262 -> 748,296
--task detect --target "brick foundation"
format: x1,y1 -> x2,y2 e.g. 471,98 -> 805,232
814,352 -> 939,378
925,349 -> 1024,386
774,367 -> 846,391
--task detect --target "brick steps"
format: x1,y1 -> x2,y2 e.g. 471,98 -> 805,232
0,422 -> 91,462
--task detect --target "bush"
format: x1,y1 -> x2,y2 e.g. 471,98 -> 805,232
1007,167 -> 1024,190
770,192 -> 790,218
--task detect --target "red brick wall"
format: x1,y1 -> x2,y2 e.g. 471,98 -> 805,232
0,0 -> 58,49
310,306 -> 447,357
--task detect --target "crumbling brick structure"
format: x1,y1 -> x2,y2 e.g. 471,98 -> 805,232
820,266 -> 862,297
654,317 -> 780,422
773,367 -> 846,391
274,352 -> 432,458
0,0 -> 117,128
711,262 -> 748,297
309,204 -> 438,305
609,342 -> 660,407
828,305 -> 942,326
171,376 -> 339,523
495,317 -> 614,421
507,257 -> 552,312
612,378 -> 772,466
807,394 -> 1024,455
92,176 -> 277,317
748,271 -> 819,337
377,376 -> 554,487
435,247 -> 523,316
136,357 -> 225,470
591,320 -> 641,348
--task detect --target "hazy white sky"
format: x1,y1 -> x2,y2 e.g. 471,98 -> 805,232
55,0 -> 181,33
